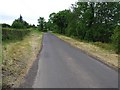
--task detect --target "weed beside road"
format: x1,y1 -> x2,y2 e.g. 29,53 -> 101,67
2,30 -> 43,88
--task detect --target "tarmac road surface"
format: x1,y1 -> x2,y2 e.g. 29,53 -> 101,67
23,32 -> 118,88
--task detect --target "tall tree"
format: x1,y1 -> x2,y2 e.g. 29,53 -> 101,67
38,17 -> 46,31
51,10 -> 70,34
48,1 -> 120,44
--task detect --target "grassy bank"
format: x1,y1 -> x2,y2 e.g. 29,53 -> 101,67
54,33 -> 118,69
2,30 -> 43,88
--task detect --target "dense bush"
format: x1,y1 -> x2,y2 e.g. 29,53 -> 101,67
111,26 -> 120,54
2,28 -> 31,42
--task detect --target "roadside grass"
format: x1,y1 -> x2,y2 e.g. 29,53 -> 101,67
2,30 -> 43,88
0,44 -> 2,64
0,44 -> 1,89
53,33 -> 118,69
92,42 -> 115,52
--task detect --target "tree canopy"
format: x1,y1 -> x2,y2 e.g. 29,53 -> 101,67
38,17 -> 47,32
45,2 -> 120,53
12,15 -> 29,29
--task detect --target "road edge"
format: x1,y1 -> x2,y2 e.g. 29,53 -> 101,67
52,33 -> 118,72
19,33 -> 44,88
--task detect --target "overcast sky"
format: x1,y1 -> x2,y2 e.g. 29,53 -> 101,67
0,0 -> 78,25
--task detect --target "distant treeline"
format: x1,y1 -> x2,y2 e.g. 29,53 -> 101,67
43,2 -> 120,53
2,15 -> 36,29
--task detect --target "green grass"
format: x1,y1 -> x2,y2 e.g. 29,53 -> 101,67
54,32 -> 115,53
92,42 -> 115,52
68,35 -> 115,52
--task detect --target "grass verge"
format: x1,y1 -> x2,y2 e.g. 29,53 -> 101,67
54,33 -> 118,69
2,30 -> 43,88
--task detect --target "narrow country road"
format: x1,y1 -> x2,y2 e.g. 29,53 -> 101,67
26,32 -> 118,88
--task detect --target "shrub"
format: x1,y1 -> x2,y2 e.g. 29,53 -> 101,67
111,26 -> 120,54
2,28 -> 31,42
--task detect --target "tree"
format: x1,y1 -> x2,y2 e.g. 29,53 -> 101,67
48,1 -> 120,44
47,1 -> 120,54
50,10 -> 70,34
12,15 -> 29,29
46,13 -> 59,32
38,17 -> 46,32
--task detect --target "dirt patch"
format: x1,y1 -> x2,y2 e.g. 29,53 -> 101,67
54,33 -> 118,70
2,31 -> 43,88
